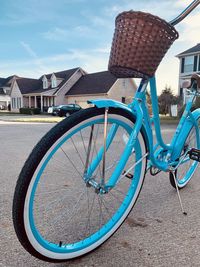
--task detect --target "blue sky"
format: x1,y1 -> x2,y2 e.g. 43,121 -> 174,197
0,0 -> 200,93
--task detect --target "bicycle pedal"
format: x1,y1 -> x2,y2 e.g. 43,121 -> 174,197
150,166 -> 161,176
188,148 -> 200,162
122,171 -> 133,179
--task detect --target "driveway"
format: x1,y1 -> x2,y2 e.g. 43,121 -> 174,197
1,122 -> 200,267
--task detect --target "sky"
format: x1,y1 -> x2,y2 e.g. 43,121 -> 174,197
0,0 -> 199,94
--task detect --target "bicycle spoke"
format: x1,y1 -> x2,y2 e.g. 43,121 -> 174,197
84,189 -> 96,236
97,194 -> 104,229
60,147 -> 84,178
80,129 -> 87,154
70,136 -> 85,167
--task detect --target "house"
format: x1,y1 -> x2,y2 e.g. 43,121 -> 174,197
66,71 -> 136,108
0,75 -> 18,109
10,68 -> 137,112
10,68 -> 85,112
177,43 -> 200,103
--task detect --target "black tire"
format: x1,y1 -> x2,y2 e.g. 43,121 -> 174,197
12,107 -> 147,262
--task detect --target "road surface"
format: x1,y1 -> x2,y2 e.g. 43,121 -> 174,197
0,121 -> 200,267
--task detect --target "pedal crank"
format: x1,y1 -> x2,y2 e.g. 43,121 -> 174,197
150,166 -> 161,176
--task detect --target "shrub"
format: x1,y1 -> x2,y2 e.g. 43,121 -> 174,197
19,108 -> 41,115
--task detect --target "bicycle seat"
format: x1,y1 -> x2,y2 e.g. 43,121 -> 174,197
181,74 -> 200,89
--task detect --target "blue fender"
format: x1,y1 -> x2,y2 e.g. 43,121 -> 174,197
88,99 -> 133,113
88,99 -> 151,153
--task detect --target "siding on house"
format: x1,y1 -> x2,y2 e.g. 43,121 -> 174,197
66,73 -> 136,108
108,79 -> 136,103
55,69 -> 84,105
177,43 -> 200,103
0,75 -> 19,109
10,81 -> 23,112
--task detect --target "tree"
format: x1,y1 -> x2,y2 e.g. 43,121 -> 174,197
158,86 -> 179,115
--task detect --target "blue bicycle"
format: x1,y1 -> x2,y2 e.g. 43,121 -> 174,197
13,0 -> 200,262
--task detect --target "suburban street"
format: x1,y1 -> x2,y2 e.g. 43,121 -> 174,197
1,121 -> 200,267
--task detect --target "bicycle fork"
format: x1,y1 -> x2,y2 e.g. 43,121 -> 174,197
84,102 -> 146,193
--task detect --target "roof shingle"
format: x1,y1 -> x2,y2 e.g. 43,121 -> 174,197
177,43 -> 200,57
17,68 -> 80,94
41,68 -> 80,80
66,71 -> 117,96
16,78 -> 42,94
0,78 -> 6,87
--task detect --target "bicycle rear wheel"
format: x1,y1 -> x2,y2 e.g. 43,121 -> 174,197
169,119 -> 200,189
12,107 -> 147,262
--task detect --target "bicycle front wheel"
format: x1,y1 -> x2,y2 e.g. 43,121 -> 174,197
13,107 -> 147,262
169,118 -> 200,189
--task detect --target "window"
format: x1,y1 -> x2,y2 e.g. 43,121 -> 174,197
11,98 -> 16,109
199,55 -> 200,71
42,76 -> 48,89
194,55 -> 198,72
180,88 -> 183,97
17,97 -> 22,108
11,97 -> 21,109
51,77 -> 57,88
184,56 -> 194,73
181,58 -> 185,73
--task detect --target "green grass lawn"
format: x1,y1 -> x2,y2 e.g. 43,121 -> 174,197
159,115 -> 179,124
11,117 -> 64,123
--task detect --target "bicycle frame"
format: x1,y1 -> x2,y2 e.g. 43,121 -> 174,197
88,76 -> 200,190
86,0 -> 200,191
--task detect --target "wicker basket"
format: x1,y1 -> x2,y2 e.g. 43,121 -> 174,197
108,11 -> 179,78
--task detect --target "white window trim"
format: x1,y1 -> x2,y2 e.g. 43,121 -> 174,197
42,76 -> 48,89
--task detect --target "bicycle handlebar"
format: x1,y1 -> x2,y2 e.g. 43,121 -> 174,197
170,0 -> 200,26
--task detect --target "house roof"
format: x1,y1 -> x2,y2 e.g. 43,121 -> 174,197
16,78 -> 42,94
177,43 -> 200,57
66,71 -> 117,96
41,68 -> 80,80
0,78 -> 6,87
16,68 -> 80,94
0,75 -> 19,87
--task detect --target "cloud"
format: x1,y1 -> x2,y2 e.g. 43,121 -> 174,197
42,28 -> 69,41
42,25 -> 93,41
174,0 -> 193,8
20,41 -> 47,73
177,13 -> 200,45
20,41 -> 38,58
0,46 -> 110,78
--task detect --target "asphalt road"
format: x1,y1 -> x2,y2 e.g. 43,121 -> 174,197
1,121 -> 200,267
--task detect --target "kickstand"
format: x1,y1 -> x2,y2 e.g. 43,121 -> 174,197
171,171 -> 187,216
